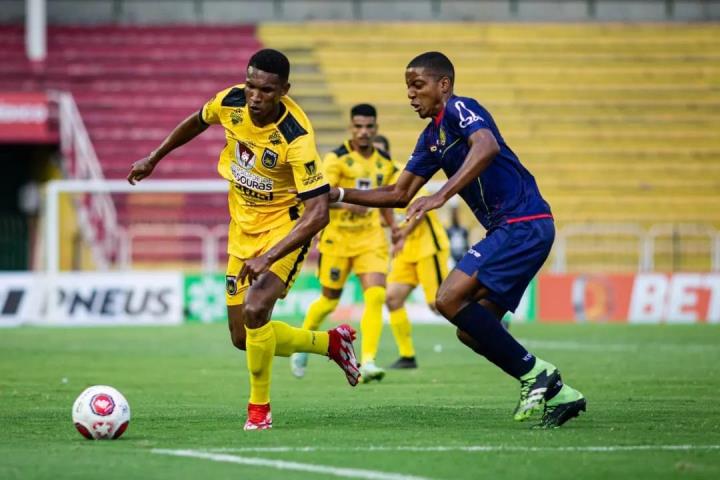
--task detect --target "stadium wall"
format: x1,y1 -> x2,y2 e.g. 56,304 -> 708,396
1,0 -> 719,23
1,271 -> 718,327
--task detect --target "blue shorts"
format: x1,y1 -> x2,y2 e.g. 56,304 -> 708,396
456,218 -> 554,312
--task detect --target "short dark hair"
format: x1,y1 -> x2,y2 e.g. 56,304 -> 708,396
350,103 -> 377,118
407,51 -> 455,85
373,134 -> 390,153
247,49 -> 290,82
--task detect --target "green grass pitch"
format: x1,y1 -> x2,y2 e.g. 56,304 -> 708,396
1,323 -> 719,479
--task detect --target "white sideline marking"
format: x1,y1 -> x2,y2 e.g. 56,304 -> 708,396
518,339 -> 720,353
152,449 -> 434,480
206,444 -> 720,454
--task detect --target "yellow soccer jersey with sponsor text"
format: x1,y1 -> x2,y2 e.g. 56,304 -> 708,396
318,141 -> 399,257
391,170 -> 450,263
200,85 -> 328,256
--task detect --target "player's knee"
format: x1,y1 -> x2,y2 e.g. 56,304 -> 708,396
435,284 -> 465,319
434,294 -> 454,319
386,293 -> 403,311
243,302 -> 271,328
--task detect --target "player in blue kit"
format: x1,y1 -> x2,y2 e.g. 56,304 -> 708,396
330,52 -> 586,428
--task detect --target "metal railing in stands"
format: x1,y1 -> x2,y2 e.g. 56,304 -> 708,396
49,91 -> 119,271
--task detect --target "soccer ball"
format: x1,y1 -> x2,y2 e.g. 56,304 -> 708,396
72,385 -> 131,440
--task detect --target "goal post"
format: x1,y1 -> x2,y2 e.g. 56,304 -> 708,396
44,179 -> 229,273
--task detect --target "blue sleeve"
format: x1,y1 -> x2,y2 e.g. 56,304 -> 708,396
446,97 -> 492,140
405,133 -> 439,179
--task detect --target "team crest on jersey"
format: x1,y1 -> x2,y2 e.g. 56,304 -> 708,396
261,148 -> 278,169
345,158 -> 354,167
235,141 -> 256,169
230,108 -> 243,125
455,101 -> 483,128
268,131 -> 282,145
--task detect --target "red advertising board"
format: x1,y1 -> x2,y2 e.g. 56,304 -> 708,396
0,92 -> 57,143
539,273 -> 720,324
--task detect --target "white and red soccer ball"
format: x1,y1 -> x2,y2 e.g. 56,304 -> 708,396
72,385 -> 130,440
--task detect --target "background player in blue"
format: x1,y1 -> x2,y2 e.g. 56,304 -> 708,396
329,51 -> 586,428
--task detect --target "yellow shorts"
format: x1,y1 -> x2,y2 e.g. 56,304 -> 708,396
317,249 -> 389,290
225,227 -> 309,306
387,250 -> 450,305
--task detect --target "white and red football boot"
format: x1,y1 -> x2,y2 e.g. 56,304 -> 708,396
327,324 -> 361,386
243,402 -> 272,431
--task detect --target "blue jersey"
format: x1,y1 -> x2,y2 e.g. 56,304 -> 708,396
405,95 -> 551,231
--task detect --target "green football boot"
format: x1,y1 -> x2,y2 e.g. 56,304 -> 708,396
513,358 -> 562,421
534,385 -> 586,429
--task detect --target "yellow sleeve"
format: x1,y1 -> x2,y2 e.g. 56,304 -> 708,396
288,133 -> 329,199
321,152 -> 343,187
199,89 -> 226,125
385,161 -> 403,186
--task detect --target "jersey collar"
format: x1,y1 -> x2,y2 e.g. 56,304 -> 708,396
433,105 -> 445,127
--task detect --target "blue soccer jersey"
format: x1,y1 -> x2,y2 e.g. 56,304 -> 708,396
405,95 -> 552,231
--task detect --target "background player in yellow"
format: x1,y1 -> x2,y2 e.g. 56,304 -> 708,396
291,104 -> 397,383
127,49 -> 360,431
373,135 -> 451,370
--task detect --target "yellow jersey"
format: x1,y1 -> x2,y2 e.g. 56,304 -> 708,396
322,141 -> 398,231
200,85 -> 328,242
391,171 -> 450,263
318,141 -> 398,256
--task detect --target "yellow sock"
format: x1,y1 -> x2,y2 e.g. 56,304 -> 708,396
271,320 -> 329,357
389,307 -> 415,358
302,295 -> 340,331
360,286 -> 385,363
245,322 -> 275,405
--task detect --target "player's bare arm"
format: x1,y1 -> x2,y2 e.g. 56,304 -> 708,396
380,207 -> 397,233
127,112 -> 209,184
330,170 -> 426,208
239,192 -> 330,285
406,129 -> 499,220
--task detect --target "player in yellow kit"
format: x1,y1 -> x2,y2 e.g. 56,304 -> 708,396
291,104 -> 398,383
127,49 -> 360,431
373,135 -> 450,369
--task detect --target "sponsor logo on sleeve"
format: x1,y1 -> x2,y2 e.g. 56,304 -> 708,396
304,161 -> 317,176
302,160 -> 323,186
455,101 -> 483,128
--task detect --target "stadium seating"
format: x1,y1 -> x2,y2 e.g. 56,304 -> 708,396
2,23 -> 718,270
0,25 -> 263,265
260,23 -> 720,270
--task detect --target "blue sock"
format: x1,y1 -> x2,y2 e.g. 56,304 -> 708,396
451,302 -> 536,379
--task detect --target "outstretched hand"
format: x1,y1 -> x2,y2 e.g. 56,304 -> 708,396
239,254 -> 272,286
127,157 -> 156,185
406,193 -> 444,221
